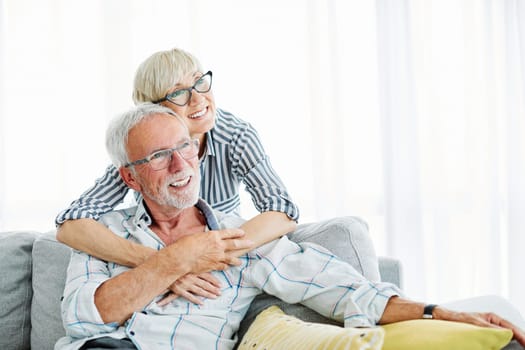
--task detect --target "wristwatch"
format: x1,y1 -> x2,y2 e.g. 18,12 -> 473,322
423,304 -> 438,319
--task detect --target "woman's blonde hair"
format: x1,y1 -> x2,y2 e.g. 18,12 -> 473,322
132,48 -> 202,104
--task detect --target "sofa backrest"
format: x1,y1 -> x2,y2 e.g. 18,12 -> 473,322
0,231 -> 38,350
0,231 -> 71,350
31,232 -> 71,350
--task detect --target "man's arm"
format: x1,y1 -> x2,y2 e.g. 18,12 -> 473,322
248,236 -> 525,346
93,229 -> 251,324
61,228 -> 252,338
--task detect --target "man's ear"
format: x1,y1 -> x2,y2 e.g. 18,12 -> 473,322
119,167 -> 141,192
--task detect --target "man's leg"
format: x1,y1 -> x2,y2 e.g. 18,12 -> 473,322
79,337 -> 137,350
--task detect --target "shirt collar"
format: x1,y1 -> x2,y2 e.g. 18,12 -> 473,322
133,196 -> 152,226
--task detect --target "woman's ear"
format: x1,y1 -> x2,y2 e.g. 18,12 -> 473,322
119,167 -> 141,192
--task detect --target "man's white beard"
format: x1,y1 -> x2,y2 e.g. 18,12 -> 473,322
142,169 -> 199,209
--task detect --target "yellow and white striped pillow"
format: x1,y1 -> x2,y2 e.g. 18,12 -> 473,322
238,306 -> 384,350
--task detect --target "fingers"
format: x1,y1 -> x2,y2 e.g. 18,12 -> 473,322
223,238 -> 255,252
161,273 -> 223,306
220,256 -> 242,267
198,272 -> 222,288
218,228 -> 245,239
218,229 -> 254,252
184,274 -> 221,298
483,313 -> 525,346
451,311 -> 525,346
168,228 -> 253,274
514,329 -> 525,346
157,293 -> 179,306
176,290 -> 205,305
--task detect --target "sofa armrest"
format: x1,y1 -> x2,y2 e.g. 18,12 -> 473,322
378,256 -> 403,289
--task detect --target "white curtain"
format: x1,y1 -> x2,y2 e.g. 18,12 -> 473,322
1,0 -> 524,314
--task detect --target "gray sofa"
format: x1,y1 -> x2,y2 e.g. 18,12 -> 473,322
0,230 -> 401,350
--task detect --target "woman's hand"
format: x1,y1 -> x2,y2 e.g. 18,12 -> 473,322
158,272 -> 222,306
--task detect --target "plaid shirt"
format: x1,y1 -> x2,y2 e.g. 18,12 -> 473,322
57,199 -> 400,350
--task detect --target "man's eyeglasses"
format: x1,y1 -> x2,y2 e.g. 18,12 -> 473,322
124,139 -> 200,171
153,71 -> 213,106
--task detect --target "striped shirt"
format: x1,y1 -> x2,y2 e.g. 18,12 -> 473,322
55,108 -> 299,225
56,199 -> 400,350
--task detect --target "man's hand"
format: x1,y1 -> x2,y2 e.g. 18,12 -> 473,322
381,297 -> 525,346
166,228 -> 254,275
158,272 -> 221,306
434,307 -> 525,346
94,228 -> 253,324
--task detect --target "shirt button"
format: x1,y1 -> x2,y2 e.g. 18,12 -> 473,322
130,331 -> 135,336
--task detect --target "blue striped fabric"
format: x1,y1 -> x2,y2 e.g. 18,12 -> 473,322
57,199 -> 400,350
56,108 -> 299,225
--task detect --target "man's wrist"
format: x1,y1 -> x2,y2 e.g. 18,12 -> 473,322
423,304 -> 439,319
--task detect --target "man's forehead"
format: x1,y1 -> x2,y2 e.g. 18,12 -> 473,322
129,113 -> 189,147
145,112 -> 187,132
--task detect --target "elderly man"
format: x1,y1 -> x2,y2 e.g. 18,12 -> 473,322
56,104 -> 525,350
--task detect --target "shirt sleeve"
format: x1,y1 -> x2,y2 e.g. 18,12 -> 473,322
55,165 -> 130,225
61,250 -> 119,339
228,117 -> 300,221
247,236 -> 402,327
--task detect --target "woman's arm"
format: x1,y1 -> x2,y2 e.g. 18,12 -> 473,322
55,165 -> 129,226
218,110 -> 300,222
56,165 -> 146,266
57,211 -> 295,267
57,219 -> 154,267
234,211 -> 296,256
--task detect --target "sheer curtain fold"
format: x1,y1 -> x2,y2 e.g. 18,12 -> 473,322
505,0 -> 525,314
0,0 -> 7,228
376,0 -> 425,299
373,0 -> 525,311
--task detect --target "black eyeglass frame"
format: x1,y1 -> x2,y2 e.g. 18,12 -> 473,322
152,71 -> 213,106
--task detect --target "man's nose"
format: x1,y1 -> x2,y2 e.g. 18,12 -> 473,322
167,151 -> 186,171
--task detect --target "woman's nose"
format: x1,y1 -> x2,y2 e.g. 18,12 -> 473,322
188,88 -> 205,106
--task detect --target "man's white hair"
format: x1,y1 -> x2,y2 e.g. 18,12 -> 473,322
105,103 -> 187,168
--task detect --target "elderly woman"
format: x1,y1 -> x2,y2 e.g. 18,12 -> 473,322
55,47 -> 380,303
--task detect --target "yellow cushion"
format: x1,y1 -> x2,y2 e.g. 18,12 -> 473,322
381,319 -> 513,350
238,306 -> 384,350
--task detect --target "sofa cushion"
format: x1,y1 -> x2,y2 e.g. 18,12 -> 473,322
290,216 -> 381,281
30,232 -> 71,350
0,231 -> 38,350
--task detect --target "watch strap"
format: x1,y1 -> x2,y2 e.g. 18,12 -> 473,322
423,304 -> 438,319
